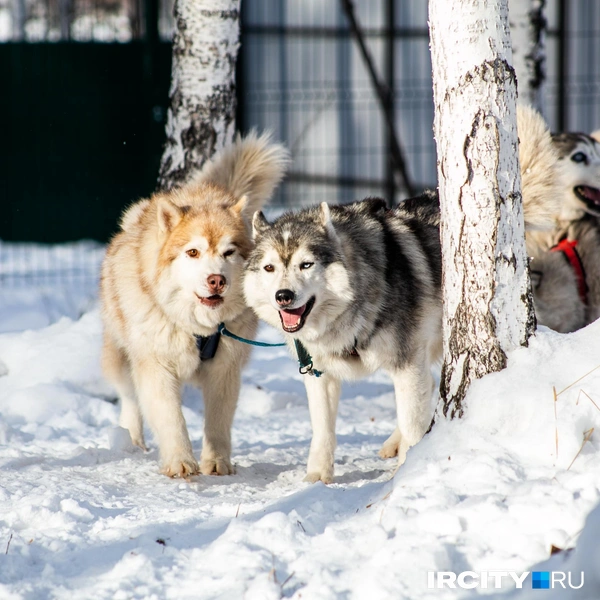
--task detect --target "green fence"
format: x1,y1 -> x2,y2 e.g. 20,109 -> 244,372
1,42 -> 171,243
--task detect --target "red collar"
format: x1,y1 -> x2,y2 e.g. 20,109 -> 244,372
550,238 -> 588,305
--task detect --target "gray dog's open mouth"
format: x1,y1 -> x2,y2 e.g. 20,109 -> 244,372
279,297 -> 315,333
575,185 -> 600,213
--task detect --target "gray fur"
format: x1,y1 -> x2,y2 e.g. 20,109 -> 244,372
245,107 -> 561,483
247,197 -> 441,365
552,132 -> 596,158
558,217 -> 600,325
244,195 -> 442,483
529,246 -> 586,333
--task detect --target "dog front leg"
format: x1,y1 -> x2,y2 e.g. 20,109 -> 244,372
102,336 -> 146,450
198,361 -> 240,476
388,356 -> 434,467
304,374 -> 341,484
132,359 -> 199,477
379,427 -> 401,459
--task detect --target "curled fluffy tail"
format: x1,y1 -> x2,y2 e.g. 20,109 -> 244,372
194,130 -> 290,215
517,104 -> 561,230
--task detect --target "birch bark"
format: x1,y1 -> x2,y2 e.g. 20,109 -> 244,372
508,0 -> 547,111
157,0 -> 240,191
428,0 -> 536,418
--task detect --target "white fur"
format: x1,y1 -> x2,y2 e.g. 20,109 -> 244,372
516,104 -> 562,230
101,133 -> 288,477
556,140 -> 600,222
247,246 -> 354,345
157,234 -> 247,333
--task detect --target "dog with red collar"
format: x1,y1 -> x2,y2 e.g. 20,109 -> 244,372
528,126 -> 600,330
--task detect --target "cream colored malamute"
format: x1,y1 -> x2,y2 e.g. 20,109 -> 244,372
100,132 -> 289,477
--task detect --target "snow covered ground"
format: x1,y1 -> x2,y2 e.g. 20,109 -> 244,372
0,241 -> 599,600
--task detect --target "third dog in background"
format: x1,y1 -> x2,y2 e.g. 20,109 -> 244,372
527,127 -> 600,330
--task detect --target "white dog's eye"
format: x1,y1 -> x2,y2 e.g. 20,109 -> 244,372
571,151 -> 588,164
300,262 -> 314,270
223,249 -> 235,258
186,249 -> 200,258
264,264 -> 275,273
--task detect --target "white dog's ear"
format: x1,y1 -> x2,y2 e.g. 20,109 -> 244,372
231,194 -> 248,215
319,202 -> 338,239
591,130 -> 600,143
157,197 -> 183,233
252,211 -> 270,238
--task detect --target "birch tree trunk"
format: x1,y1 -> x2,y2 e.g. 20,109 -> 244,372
508,0 -> 547,112
429,0 -> 536,419
157,0 -> 240,191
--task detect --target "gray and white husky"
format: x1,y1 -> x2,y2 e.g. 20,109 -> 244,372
244,196 -> 442,483
244,106 -> 558,484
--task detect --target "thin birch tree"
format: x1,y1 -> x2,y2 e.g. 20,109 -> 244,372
428,0 -> 535,418
508,0 -> 547,112
158,0 -> 241,191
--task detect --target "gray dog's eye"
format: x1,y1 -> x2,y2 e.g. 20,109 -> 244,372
300,262 -> 314,270
571,151 -> 588,164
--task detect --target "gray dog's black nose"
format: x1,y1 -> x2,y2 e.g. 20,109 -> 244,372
275,289 -> 295,306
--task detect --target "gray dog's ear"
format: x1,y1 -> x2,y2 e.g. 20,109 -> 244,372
319,202 -> 338,240
252,211 -> 270,238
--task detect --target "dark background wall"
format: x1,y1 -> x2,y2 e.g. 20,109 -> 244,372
1,0 -> 599,244
0,42 -> 171,243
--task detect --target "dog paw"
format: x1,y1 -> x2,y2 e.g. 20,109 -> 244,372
200,456 -> 235,476
131,435 -> 149,452
379,428 -> 401,459
304,469 -> 334,484
306,450 -> 334,484
160,454 -> 200,478
379,441 -> 399,459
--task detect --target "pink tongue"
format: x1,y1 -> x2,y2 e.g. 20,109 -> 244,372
280,305 -> 306,328
580,186 -> 600,204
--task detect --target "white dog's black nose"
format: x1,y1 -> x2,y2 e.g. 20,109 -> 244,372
275,289 -> 295,307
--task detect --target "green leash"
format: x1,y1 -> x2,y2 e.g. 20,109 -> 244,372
293,339 -> 323,378
294,337 -> 359,377
218,323 -> 323,377
218,323 -> 286,348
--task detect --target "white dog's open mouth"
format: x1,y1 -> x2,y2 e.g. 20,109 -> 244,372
196,294 -> 224,308
575,185 -> 600,212
279,297 -> 315,333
